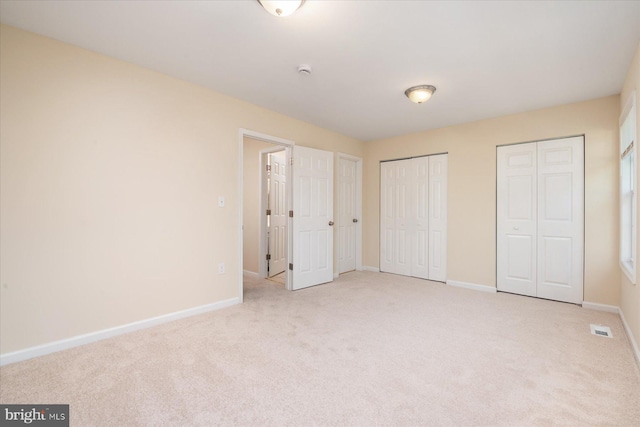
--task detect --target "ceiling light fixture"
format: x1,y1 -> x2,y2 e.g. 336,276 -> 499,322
404,85 -> 437,104
258,0 -> 305,17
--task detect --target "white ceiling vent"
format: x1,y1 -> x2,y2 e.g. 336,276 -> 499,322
590,324 -> 612,338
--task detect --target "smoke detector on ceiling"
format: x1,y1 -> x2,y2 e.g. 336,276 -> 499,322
298,64 -> 312,76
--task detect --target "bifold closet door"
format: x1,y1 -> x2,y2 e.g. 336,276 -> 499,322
496,143 -> 538,297
497,137 -> 584,304
428,154 -> 448,282
380,155 -> 447,281
536,137 -> 584,303
380,159 -> 414,277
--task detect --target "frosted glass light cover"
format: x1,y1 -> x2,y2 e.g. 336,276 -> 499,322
258,0 -> 305,17
405,85 -> 436,104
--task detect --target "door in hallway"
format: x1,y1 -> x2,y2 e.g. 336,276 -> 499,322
338,157 -> 357,273
267,150 -> 287,277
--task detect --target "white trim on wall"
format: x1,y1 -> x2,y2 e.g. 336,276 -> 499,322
446,280 -> 498,293
362,266 -> 381,273
0,297 -> 240,366
581,301 -> 620,313
243,270 -> 259,279
620,308 -> 640,367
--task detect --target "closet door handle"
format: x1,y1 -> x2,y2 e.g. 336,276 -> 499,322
329,221 -> 334,226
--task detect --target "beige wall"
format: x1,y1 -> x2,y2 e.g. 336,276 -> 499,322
242,137 -> 277,274
0,22 -> 631,358
0,25 -> 363,354
363,96 -> 621,305
620,41 -> 640,348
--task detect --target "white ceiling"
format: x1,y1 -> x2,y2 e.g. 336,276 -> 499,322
1,1 -> 639,141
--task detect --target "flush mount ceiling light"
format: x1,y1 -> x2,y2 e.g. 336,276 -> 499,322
258,0 -> 305,17
405,85 -> 437,104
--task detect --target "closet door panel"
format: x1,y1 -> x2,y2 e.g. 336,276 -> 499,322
497,143 -> 537,297
536,137 -> 584,304
412,157 -> 429,279
428,154 -> 447,282
380,160 -> 411,276
380,162 -> 396,274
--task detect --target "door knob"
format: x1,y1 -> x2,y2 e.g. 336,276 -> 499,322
353,218 -> 358,223
329,221 -> 334,226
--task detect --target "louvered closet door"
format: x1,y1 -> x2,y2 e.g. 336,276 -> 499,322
497,137 -> 584,304
380,155 -> 448,281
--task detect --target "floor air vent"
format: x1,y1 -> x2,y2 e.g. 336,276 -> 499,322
590,324 -> 612,338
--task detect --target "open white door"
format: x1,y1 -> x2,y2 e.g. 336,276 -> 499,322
292,146 -> 334,290
267,151 -> 287,277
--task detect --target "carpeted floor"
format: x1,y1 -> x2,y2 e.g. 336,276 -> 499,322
267,271 -> 286,286
1,271 -> 639,426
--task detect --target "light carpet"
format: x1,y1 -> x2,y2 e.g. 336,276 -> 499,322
1,271 -> 639,426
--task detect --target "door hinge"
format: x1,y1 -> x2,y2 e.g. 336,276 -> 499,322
289,157 -> 293,166
289,263 -> 293,270
266,164 -> 271,172
266,254 -> 271,261
266,209 -> 271,216
289,210 -> 294,218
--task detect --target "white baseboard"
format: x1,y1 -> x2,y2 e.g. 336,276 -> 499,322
446,280 -> 497,293
582,301 -> 620,313
243,270 -> 259,278
362,266 -> 380,273
0,297 -> 240,366
619,308 -> 640,367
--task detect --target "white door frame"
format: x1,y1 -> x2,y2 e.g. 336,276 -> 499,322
259,146 -> 287,279
239,129 -> 294,302
337,153 -> 363,274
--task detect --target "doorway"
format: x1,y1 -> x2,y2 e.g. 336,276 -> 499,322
239,129 -> 337,301
240,130 -> 293,301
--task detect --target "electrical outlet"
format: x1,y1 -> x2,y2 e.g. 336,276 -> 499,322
218,263 -> 225,274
